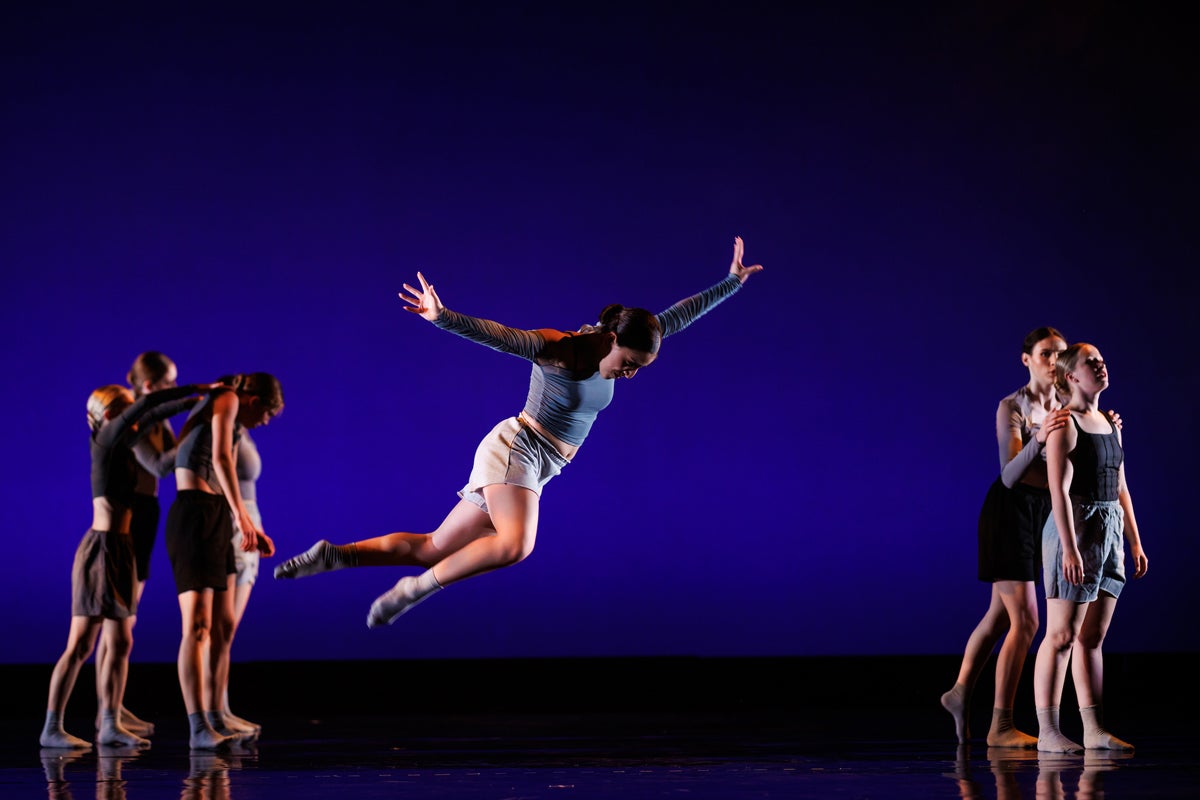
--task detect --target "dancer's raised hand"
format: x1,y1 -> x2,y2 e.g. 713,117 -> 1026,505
399,271 -> 445,321
729,236 -> 763,284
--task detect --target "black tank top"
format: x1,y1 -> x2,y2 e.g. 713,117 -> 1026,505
1069,412 -> 1122,502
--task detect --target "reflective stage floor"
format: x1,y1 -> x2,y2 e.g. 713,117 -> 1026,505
3,655 -> 1198,799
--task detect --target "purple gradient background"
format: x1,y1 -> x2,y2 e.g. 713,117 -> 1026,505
2,2 -> 1195,664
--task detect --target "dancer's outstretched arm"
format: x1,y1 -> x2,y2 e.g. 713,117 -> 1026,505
657,236 -> 763,337
400,271 -> 547,359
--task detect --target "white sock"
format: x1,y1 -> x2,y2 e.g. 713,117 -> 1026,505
367,570 -> 442,628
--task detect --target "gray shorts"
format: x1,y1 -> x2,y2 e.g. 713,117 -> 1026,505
459,417 -> 569,514
71,529 -> 137,619
230,500 -> 261,587
1042,499 -> 1126,602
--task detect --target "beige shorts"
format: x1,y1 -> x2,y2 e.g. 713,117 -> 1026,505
459,417 -> 570,514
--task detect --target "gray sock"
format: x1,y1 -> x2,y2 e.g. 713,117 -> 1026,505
987,707 -> 1038,748
40,711 -> 91,749
1037,706 -> 1083,753
188,712 -> 211,736
274,540 -> 359,579
204,711 -> 233,735
940,683 -> 970,743
1080,705 -> 1134,751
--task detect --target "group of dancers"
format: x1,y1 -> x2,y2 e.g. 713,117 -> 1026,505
941,327 -> 1148,753
37,237 -> 1148,756
39,236 -> 762,751
40,355 -> 284,751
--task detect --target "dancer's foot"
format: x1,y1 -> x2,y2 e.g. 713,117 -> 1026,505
207,711 -> 259,741
274,540 -> 357,579
97,706 -> 154,737
189,727 -> 238,751
1080,706 -> 1134,751
39,726 -> 92,749
988,727 -> 1039,748
367,572 -> 442,628
1037,731 -> 1084,753
940,683 -> 970,743
97,719 -> 151,749
987,708 -> 1038,748
222,710 -> 262,736
119,705 -> 154,736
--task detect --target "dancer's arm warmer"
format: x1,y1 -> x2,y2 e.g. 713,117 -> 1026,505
656,274 -> 743,338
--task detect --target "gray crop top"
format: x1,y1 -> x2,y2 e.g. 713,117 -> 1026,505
174,389 -> 243,488
432,274 -> 743,446
236,429 -> 262,503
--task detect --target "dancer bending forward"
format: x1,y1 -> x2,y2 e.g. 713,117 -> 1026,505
275,237 -> 763,626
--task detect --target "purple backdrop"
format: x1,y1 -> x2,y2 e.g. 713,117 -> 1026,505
2,2 -> 1195,663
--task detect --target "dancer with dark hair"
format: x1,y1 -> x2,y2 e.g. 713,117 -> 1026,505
940,327 -> 1071,747
214,375 -> 273,736
167,372 -> 283,750
275,236 -> 762,627
40,381 -> 216,749
1033,343 -> 1146,753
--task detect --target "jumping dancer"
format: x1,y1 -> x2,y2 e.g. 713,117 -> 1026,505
275,236 -> 762,628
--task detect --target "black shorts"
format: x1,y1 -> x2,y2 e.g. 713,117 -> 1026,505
165,490 -> 235,594
977,478 -> 1051,583
130,493 -> 160,582
71,529 -> 137,619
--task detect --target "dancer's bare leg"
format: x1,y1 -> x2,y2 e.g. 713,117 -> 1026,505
1072,593 -> 1132,750
204,575 -> 246,739
1034,598 -> 1087,753
95,580 -> 153,736
275,498 -> 498,578
942,584 -> 1008,743
40,617 -> 101,749
95,619 -> 149,748
368,488 -> 539,627
178,589 -> 235,751
221,578 -> 260,734
987,580 -> 1039,747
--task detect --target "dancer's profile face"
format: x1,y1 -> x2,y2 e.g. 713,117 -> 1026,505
240,394 -> 284,428
1068,346 -> 1108,393
1022,335 -> 1066,385
599,344 -> 656,380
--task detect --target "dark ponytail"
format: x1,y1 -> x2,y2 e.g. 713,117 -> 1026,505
595,305 -> 662,354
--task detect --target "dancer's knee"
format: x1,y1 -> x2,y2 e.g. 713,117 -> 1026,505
1045,627 -> 1076,653
1075,626 -> 1107,651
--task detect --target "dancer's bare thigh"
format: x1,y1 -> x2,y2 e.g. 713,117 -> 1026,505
430,499 -> 498,554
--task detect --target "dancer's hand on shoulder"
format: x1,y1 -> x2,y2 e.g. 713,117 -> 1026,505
729,236 -> 763,284
399,271 -> 445,321
1037,408 -> 1072,444
1108,409 -> 1123,430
